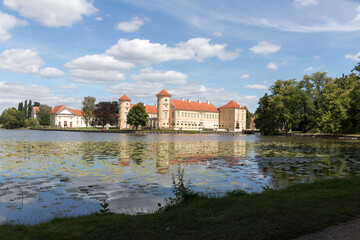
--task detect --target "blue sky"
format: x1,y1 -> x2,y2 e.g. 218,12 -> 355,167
0,0 -> 359,113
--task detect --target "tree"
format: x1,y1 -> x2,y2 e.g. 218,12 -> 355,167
24,100 -> 28,117
82,96 -> 96,127
246,108 -> 253,129
37,104 -> 52,126
0,108 -> 26,129
127,103 -> 148,130
255,94 -> 278,135
33,102 -> 40,107
18,102 -> 23,112
94,102 -> 118,128
27,100 -> 32,118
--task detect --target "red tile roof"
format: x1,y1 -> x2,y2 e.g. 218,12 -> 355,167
119,95 -> 131,101
68,108 -> 84,116
145,105 -> 157,114
51,105 -> 67,113
130,104 -> 157,114
33,105 -> 84,116
156,89 -> 171,97
219,100 -> 246,109
171,99 -> 219,112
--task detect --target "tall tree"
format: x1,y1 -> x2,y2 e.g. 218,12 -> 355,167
37,104 -> 52,126
18,102 -> 23,112
33,102 -> 40,107
24,100 -> 28,117
82,96 -> 96,127
246,108 -> 253,129
94,102 -> 118,128
127,103 -> 149,130
27,100 -> 32,118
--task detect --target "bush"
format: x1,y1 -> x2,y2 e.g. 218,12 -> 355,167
24,118 -> 38,128
0,108 -> 26,129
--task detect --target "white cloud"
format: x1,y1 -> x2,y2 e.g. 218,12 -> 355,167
65,54 -> 134,84
266,62 -> 278,70
240,74 -> 250,79
250,41 -> 281,55
304,65 -> 325,72
106,38 -> 240,64
345,51 -> 360,61
106,82 -> 163,98
0,81 -> 80,112
314,55 -> 321,60
293,0 -> 319,7
244,84 -> 268,90
95,16 -> 103,21
0,11 -> 26,41
0,48 -> 44,74
131,67 -> 187,85
57,84 -> 78,90
116,16 -> 148,32
3,0 -> 97,27
39,67 -> 65,79
214,32 -> 223,37
177,38 -> 242,61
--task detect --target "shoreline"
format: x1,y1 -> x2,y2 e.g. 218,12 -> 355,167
1,177 -> 360,240
26,128 -> 255,135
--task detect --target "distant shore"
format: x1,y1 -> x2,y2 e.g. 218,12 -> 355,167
27,127 -> 257,135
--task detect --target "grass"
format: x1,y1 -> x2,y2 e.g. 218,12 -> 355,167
1,177 -> 360,240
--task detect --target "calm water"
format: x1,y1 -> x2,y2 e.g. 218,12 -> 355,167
0,129 -> 359,225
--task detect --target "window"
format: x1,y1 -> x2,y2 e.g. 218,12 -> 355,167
165,99 -> 168,102
177,112 -> 179,117
165,112 -> 168,118
126,103 -> 129,105
172,112 -> 175,117
185,112 -> 187,118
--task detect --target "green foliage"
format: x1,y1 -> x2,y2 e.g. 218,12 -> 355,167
82,96 -> 96,127
246,108 -> 253,129
99,200 -> 110,214
37,104 -> 52,126
0,108 -> 26,129
24,118 -> 38,128
94,102 -> 118,128
28,100 -> 32,118
256,64 -> 360,135
126,102 -> 149,130
33,102 -> 40,107
159,165 -> 198,211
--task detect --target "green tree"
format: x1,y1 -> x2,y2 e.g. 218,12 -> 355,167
0,108 -> 26,129
18,102 -> 23,112
33,102 -> 40,107
37,104 -> 52,126
27,100 -> 32,118
127,103 -> 149,130
246,108 -> 253,129
24,100 -> 28,117
24,118 -> 38,128
82,96 -> 96,127
255,94 -> 278,135
94,102 -> 118,128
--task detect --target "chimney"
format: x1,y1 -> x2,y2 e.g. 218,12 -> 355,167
207,100 -> 210,105
198,100 -> 201,104
187,99 -> 191,102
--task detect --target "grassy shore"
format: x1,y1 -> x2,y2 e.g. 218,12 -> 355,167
1,177 -> 360,240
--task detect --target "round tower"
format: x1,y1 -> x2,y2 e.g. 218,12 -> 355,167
156,89 -> 171,129
118,95 -> 131,129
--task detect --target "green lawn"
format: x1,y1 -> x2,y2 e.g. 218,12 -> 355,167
1,177 -> 360,240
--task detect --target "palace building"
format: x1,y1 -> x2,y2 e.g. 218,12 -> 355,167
118,89 -> 247,131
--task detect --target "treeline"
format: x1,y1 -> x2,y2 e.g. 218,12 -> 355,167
255,63 -> 360,135
0,100 -> 39,129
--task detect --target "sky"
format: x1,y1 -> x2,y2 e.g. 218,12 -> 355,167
0,0 -> 359,113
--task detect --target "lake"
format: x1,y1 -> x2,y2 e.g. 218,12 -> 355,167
0,129 -> 359,225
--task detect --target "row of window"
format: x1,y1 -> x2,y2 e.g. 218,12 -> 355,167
175,111 -> 218,119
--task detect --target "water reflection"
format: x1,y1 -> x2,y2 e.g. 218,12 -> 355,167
0,131 -> 359,225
